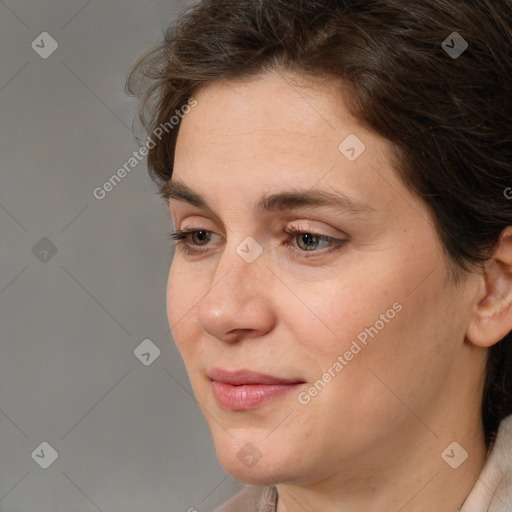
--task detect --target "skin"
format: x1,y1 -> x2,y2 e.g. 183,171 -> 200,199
165,69 -> 512,512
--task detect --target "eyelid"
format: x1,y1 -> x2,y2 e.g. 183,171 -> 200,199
284,220 -> 346,239
171,220 -> 344,243
168,203 -> 225,235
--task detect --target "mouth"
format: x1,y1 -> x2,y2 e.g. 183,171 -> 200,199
208,367 -> 306,411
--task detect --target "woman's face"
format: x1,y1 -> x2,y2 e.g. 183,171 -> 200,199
166,70 -> 482,485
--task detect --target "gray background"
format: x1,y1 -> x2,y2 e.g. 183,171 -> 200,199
0,1 -> 243,510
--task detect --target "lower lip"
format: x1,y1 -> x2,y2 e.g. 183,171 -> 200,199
211,381 -> 303,411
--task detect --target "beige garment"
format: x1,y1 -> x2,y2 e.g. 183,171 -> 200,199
214,484 -> 277,512
460,414 -> 512,512
214,414 -> 512,512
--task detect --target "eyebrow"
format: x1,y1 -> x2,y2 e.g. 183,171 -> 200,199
164,179 -> 376,217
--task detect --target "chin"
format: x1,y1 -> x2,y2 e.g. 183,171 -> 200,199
211,435 -> 294,486
217,455 -> 284,486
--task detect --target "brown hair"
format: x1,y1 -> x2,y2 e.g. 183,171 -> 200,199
126,0 -> 512,446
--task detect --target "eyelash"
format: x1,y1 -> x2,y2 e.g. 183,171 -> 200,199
167,225 -> 347,260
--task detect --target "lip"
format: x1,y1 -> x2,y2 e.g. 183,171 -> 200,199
208,367 -> 304,385
208,367 -> 306,411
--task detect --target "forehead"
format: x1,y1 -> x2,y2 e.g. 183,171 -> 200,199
172,70 -> 413,222
177,70 -> 353,153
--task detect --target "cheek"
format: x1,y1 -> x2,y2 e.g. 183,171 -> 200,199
309,267 -> 458,420
166,262 -> 204,358
292,254 -> 445,374
282,267 -> 398,359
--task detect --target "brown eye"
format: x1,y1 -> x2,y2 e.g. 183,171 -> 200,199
190,230 -> 212,246
168,228 -> 218,256
283,227 -> 348,259
295,233 -> 321,251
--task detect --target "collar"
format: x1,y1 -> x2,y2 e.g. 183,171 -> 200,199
460,413 -> 512,512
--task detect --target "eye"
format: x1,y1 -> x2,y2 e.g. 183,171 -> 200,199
283,225 -> 347,258
168,228 -> 218,255
167,226 -> 347,259
288,230 -> 330,251
175,229 -> 212,246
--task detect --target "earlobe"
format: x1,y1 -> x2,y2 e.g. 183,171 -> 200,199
466,227 -> 512,348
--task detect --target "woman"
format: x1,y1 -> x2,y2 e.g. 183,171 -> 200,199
126,1 -> 512,510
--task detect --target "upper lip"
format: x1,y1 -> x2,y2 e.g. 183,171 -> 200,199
208,367 -> 305,385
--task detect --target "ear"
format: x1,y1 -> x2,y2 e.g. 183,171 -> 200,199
466,226 -> 512,348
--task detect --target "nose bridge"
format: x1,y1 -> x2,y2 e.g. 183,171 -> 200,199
197,236 -> 273,339
208,236 -> 266,303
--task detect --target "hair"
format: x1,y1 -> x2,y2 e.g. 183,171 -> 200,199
126,0 -> 512,447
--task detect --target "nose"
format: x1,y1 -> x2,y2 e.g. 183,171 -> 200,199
197,244 -> 276,343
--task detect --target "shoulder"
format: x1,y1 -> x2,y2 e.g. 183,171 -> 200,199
212,484 -> 278,512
